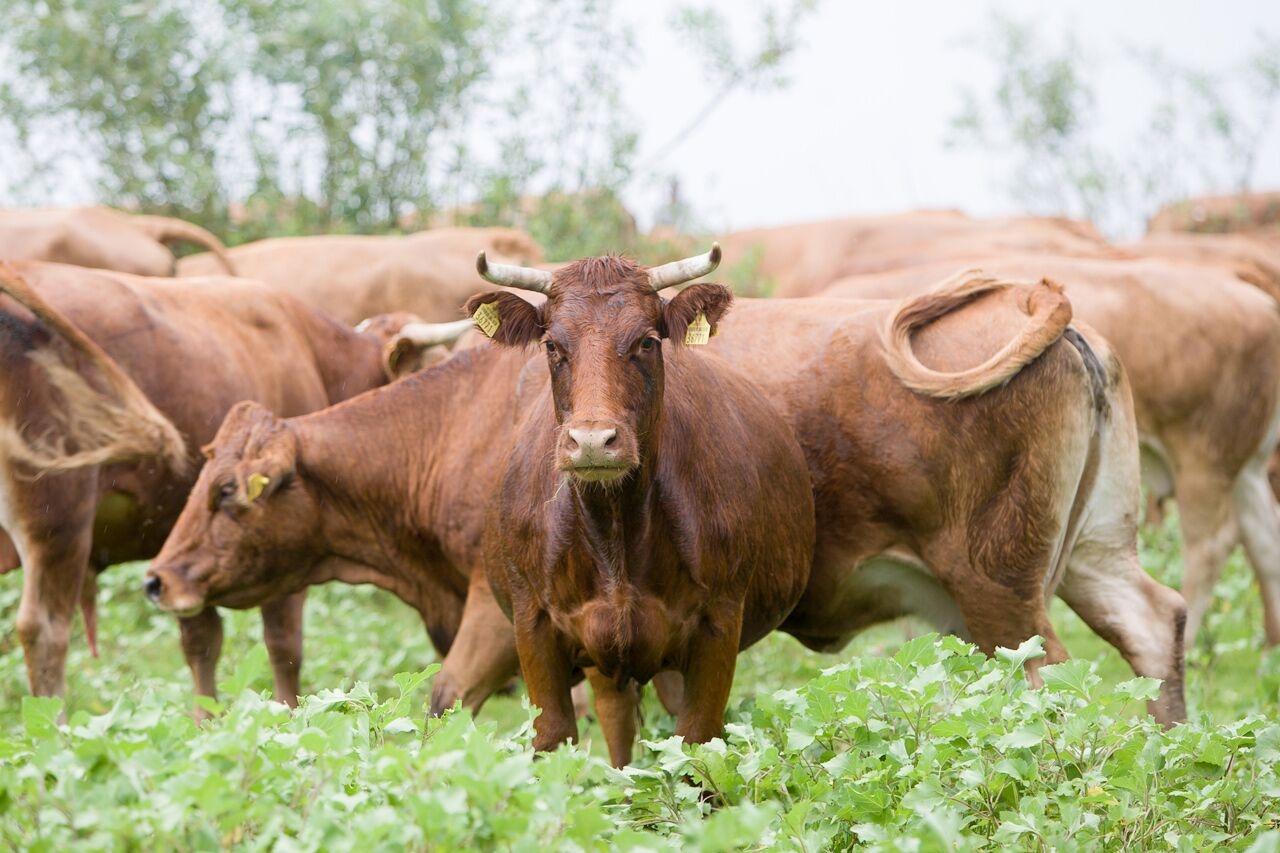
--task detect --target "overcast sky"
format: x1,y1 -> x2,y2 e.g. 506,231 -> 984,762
617,0 -> 1280,236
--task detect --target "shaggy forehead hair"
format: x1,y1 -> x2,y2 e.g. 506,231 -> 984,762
550,256 -> 654,300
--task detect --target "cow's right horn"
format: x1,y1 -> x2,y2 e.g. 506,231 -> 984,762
476,251 -> 554,294
648,243 -> 722,290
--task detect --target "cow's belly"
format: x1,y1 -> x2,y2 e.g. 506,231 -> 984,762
786,552 -> 967,653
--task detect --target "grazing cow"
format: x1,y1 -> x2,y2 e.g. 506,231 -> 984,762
178,227 -> 544,325
822,256 -> 1280,650
718,210 -> 1120,298
1148,191 -> 1280,236
437,261 -> 1187,733
464,249 -> 816,766
0,207 -> 237,275
142,343 -> 536,717
0,261 -> 432,710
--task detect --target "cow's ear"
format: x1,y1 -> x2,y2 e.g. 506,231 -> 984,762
660,283 -> 734,345
463,292 -> 544,347
235,419 -> 298,507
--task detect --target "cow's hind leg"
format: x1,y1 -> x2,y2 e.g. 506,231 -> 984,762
1233,460 -> 1280,646
1175,469 -> 1240,649
430,570 -> 520,716
179,607 -> 224,721
11,471 -> 97,704
1057,540 -> 1187,725
261,591 -> 306,707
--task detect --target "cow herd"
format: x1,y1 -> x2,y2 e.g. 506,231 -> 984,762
2,201 -> 1279,767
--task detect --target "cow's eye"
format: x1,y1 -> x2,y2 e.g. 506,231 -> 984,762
213,481 -> 237,510
640,337 -> 657,352
544,340 -> 557,356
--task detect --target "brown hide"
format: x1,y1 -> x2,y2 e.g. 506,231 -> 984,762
145,345 -> 533,714
0,207 -> 236,275
0,261 -> 397,706
178,227 -> 544,325
822,255 -> 1280,650
467,256 -> 815,766
718,209 -> 1119,298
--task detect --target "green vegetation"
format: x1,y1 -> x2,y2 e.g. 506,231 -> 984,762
1,511 -> 1278,849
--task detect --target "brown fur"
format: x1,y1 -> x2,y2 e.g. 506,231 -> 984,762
823,255 -> 1280,650
0,263 -> 187,473
180,227 -> 544,325
467,255 -> 815,766
0,261 -> 405,707
0,207 -> 235,275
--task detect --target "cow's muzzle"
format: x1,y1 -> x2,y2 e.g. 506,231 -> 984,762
144,567 -> 206,618
558,421 -> 637,483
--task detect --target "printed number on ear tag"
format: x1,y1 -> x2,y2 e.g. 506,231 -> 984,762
246,473 -> 270,503
685,311 -> 711,346
473,301 -> 500,338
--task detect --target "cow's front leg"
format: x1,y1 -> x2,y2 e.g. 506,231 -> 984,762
675,604 -> 743,745
179,607 -> 224,721
513,604 -> 577,753
431,568 -> 520,716
261,591 -> 306,707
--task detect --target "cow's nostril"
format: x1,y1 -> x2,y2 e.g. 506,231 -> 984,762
144,575 -> 163,602
603,430 -> 618,448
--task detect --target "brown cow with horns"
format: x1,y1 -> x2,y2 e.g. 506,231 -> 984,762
463,248 -> 816,766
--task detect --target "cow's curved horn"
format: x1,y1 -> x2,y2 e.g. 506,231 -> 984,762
476,251 -> 554,294
394,318 -> 476,347
648,243 -> 722,290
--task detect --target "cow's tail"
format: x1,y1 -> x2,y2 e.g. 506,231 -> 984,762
881,268 -> 1073,400
0,262 -> 188,474
130,214 -> 238,275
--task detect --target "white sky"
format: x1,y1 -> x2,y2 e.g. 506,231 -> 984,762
617,0 -> 1280,236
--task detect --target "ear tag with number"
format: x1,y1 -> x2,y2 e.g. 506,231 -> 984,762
684,311 -> 711,346
473,301 -> 500,338
246,473 -> 270,503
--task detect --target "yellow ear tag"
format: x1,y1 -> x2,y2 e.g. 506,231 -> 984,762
246,473 -> 270,503
473,301 -> 500,338
684,311 -> 711,346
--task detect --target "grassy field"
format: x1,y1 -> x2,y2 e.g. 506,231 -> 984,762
1,509 -> 1278,849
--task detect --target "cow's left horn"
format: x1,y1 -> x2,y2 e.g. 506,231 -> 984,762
648,243 -> 722,290
476,251 -> 554,294
393,318 -> 476,347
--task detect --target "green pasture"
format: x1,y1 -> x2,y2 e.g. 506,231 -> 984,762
1,509 -> 1278,850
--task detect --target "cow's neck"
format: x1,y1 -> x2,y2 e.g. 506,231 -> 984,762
566,444 -> 663,589
289,368 -> 472,611
309,322 -> 388,405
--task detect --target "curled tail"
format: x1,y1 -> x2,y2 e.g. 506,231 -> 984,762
881,268 -> 1073,400
0,262 -> 188,474
130,215 -> 238,275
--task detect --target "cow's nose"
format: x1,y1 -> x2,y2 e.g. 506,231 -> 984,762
566,427 -> 618,464
144,574 -> 163,603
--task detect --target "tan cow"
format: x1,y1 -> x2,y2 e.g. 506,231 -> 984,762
1148,191 -> 1280,236
822,256 -> 1280,650
718,209 -> 1120,298
1123,232 -> 1280,303
178,227 -> 544,325
0,207 -> 236,275
0,261 -> 439,710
